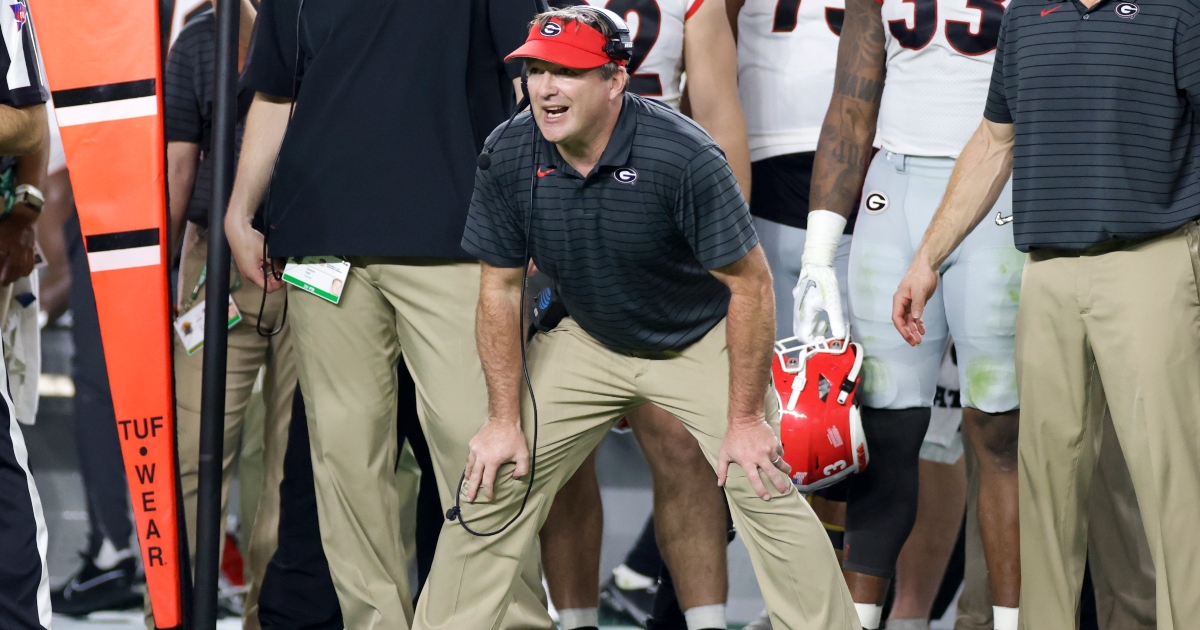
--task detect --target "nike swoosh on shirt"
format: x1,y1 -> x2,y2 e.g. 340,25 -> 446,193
536,167 -> 555,177
1041,5 -> 1062,16
996,211 -> 1014,225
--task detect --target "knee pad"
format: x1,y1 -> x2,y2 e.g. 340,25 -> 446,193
843,407 -> 931,578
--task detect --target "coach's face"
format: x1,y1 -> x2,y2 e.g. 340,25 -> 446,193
527,59 -> 627,149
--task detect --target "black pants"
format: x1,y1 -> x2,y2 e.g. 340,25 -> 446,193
67,215 -> 134,555
258,364 -> 441,628
0,343 -> 46,629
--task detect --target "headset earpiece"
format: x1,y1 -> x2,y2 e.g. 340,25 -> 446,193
579,6 -> 633,63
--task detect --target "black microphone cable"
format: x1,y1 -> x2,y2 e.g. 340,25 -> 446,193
447,102 -> 541,538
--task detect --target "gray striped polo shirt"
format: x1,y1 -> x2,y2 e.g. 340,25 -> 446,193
985,0 -> 1200,251
463,93 -> 757,353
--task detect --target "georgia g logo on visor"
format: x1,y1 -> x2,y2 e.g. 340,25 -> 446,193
540,21 -> 563,36
1116,2 -> 1138,17
614,167 -> 638,184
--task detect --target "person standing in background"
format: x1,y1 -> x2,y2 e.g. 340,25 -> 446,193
42,99 -> 145,617
161,1 -> 295,627
226,1 -> 548,626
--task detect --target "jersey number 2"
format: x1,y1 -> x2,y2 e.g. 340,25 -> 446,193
555,0 -> 665,95
888,0 -> 1004,54
607,0 -> 665,95
773,0 -> 846,36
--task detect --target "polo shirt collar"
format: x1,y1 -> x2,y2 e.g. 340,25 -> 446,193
541,93 -> 637,178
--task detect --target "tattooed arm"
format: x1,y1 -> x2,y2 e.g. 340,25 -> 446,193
809,0 -> 886,219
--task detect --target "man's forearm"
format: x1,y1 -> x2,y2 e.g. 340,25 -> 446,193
227,94 -> 292,228
725,273 -> 776,425
0,104 -> 45,157
167,141 -> 200,259
914,120 -> 1014,269
808,0 -> 885,218
712,247 -> 776,423
809,95 -> 877,218
9,119 -> 49,229
476,267 -> 527,427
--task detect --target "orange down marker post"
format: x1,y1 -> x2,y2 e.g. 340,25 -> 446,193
30,2 -> 183,626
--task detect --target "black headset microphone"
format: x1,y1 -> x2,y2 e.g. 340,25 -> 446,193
446,7 -> 632,537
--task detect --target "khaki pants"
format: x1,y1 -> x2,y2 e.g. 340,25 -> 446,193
957,414 -> 1156,630
153,224 -> 296,629
1087,410 -> 1156,630
288,259 -> 549,630
1015,224 -> 1200,630
413,317 -> 857,630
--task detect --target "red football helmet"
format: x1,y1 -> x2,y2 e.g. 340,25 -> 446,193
772,335 -> 868,492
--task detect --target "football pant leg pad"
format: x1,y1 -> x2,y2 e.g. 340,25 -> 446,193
842,407 -> 932,578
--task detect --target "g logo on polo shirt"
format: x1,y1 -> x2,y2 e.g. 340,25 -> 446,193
864,191 -> 889,214
1115,2 -> 1138,17
614,167 -> 638,184
540,21 -> 563,36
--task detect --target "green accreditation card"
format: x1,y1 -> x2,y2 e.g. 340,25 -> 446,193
281,256 -> 351,304
173,296 -> 243,356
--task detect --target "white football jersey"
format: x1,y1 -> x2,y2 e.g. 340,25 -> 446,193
876,0 -> 1008,157
567,0 -> 701,110
737,0 -> 844,161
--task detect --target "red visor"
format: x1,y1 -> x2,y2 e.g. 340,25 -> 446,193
504,17 -> 623,69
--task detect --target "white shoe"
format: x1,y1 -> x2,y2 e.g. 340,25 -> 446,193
743,610 -> 772,630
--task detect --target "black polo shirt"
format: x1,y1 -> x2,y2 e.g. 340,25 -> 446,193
462,94 -> 757,354
244,0 -> 539,259
164,9 -> 255,226
984,0 -> 1200,251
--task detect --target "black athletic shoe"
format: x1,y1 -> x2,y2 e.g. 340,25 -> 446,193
599,575 -> 657,627
51,553 -> 143,617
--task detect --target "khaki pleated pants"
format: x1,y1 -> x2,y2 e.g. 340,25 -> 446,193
413,317 -> 857,630
957,415 -> 1156,630
288,258 -> 550,630
151,225 -> 296,630
1015,223 -> 1200,630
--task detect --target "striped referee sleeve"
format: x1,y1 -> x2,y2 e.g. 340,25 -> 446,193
676,144 -> 757,270
0,0 -> 45,108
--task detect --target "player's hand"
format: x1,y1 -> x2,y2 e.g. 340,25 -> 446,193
892,259 -> 939,346
0,205 -> 37,286
463,418 -> 530,503
226,216 -> 284,293
792,264 -> 846,343
718,418 -> 792,501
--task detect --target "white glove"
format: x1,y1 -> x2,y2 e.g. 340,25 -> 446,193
792,210 -> 848,343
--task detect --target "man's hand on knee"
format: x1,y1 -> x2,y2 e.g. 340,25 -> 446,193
717,418 -> 792,500
464,419 -> 530,502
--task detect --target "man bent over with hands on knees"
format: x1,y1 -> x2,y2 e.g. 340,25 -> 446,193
413,7 -> 857,630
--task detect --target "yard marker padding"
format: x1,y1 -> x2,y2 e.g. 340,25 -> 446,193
29,1 -> 182,626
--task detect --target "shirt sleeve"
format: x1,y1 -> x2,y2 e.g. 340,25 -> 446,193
676,145 -> 758,270
983,8 -> 1014,124
1176,8 -> 1200,111
461,159 -> 527,268
490,0 -> 541,81
0,0 -> 47,108
245,0 -> 301,98
164,30 -> 203,144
